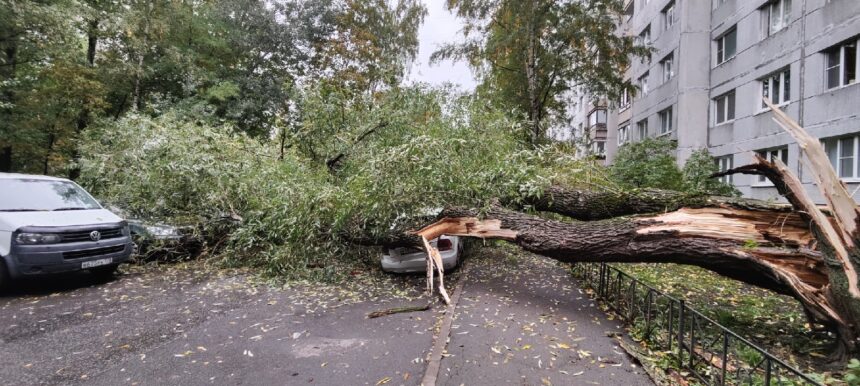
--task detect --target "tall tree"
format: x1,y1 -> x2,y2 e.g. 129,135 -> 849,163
1,0 -> 424,172
0,0 -> 102,174
317,0 -> 426,95
434,0 -> 647,144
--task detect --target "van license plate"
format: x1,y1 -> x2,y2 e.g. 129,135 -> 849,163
82,258 -> 112,269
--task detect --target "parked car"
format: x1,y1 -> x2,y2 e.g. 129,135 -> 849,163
0,173 -> 133,288
127,220 -> 202,261
381,235 -> 463,273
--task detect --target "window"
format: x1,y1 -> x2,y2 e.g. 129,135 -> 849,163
660,53 -> 674,83
763,0 -> 791,37
592,140 -> 606,156
638,72 -> 649,96
588,109 -> 607,126
637,119 -> 648,139
760,68 -> 790,108
618,123 -> 630,145
618,88 -> 631,110
663,2 -> 676,31
756,147 -> 788,184
716,27 -> 737,65
715,155 -> 734,184
714,91 -> 736,124
638,25 -> 651,46
659,107 -> 673,134
824,39 -> 858,90
823,135 -> 860,179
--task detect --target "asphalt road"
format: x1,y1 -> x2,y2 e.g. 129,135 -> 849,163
0,253 -> 653,386
437,251 -> 652,386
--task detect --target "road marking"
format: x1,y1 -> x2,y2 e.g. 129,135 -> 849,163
420,267 -> 468,386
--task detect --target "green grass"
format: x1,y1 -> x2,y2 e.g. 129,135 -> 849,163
600,263 -> 834,372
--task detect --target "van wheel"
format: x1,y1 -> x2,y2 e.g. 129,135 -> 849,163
90,264 -> 119,280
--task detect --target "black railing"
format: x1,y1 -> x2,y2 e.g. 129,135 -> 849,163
572,262 -> 821,386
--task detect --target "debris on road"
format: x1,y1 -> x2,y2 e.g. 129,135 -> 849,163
367,304 -> 431,319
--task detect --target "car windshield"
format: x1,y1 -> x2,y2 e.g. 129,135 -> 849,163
0,178 -> 102,211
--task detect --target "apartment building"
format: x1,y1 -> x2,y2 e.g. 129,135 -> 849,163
549,87 -> 609,161
582,0 -> 860,202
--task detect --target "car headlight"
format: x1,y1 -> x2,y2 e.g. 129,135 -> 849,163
15,233 -> 62,244
120,221 -> 130,236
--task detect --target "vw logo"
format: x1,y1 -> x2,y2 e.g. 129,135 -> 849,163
89,230 -> 101,241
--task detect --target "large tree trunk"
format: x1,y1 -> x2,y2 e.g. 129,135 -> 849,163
386,102 -> 860,360
524,1 -> 542,145
0,146 -> 11,172
69,19 -> 99,181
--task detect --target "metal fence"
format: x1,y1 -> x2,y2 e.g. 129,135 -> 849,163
571,262 -> 821,386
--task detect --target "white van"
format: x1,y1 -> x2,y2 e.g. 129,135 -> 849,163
0,173 -> 133,288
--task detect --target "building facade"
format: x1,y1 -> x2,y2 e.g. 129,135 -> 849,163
591,0 -> 860,202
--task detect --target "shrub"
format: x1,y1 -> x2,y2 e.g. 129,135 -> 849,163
611,139 -> 739,196
77,112 -> 340,278
609,137 -> 684,190
682,148 -> 739,196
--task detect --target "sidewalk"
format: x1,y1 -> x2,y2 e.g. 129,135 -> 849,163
435,249 -> 653,386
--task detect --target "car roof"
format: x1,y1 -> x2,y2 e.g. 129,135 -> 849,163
0,172 -> 71,182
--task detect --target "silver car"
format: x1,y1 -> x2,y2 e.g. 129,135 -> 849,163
381,235 -> 463,273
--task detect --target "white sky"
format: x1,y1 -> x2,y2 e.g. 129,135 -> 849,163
407,0 -> 477,90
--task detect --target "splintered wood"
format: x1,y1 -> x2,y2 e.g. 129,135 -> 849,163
422,236 -> 451,304
765,98 -> 860,299
416,217 -> 518,304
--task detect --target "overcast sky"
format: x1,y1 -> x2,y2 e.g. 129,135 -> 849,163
407,0 -> 477,90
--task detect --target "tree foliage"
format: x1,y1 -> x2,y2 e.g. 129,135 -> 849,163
1,0 -> 423,175
77,86 -> 589,278
610,139 -> 738,195
609,137 -> 684,191
318,0 -> 426,95
682,148 -> 739,196
434,0 -> 648,144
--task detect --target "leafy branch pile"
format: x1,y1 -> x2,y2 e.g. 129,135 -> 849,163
4,0 -> 734,280
78,86 -> 603,278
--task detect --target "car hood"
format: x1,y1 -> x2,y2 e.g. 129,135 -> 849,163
0,209 -> 124,231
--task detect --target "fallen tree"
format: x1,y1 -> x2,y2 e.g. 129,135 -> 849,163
397,101 -> 860,361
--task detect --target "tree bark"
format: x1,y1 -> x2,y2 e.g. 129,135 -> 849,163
0,30 -> 17,173
411,192 -> 856,356
86,20 -> 98,66
69,19 -> 99,181
346,102 -> 860,360
522,185 -> 791,221
326,122 -> 388,172
43,132 -> 55,175
131,4 -> 152,112
524,1 -> 541,145
421,109 -> 860,360
0,146 -> 11,172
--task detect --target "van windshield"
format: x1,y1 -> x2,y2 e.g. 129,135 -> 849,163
0,179 -> 102,211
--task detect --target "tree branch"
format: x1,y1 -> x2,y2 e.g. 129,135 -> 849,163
326,122 -> 389,171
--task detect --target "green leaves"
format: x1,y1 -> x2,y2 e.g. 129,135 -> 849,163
609,140 -> 738,196
438,0 -> 649,143
318,0 -> 426,95
75,84 -> 612,280
682,148 -> 739,196
846,358 -> 860,385
609,137 -> 684,191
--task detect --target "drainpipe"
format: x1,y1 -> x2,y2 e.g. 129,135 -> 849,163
798,0 -> 807,127
797,0 -> 808,182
